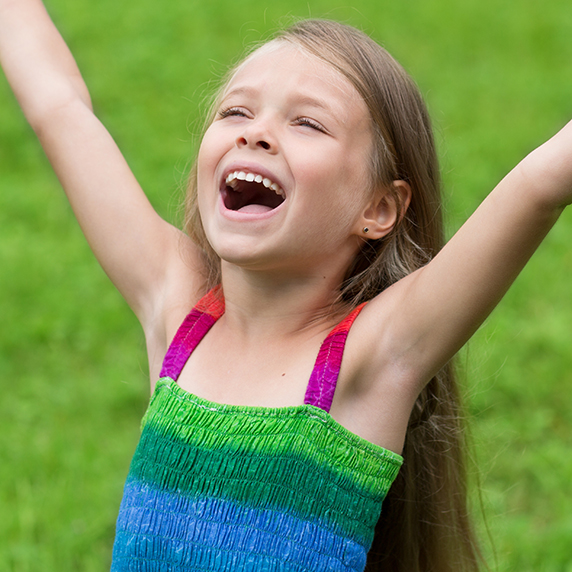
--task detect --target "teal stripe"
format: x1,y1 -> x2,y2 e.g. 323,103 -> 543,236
130,426 -> 381,543
144,379 -> 402,492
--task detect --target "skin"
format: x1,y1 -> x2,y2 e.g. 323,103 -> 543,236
1,0 -> 571,454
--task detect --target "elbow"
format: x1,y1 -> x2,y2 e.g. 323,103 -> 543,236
515,140 -> 572,213
28,92 -> 93,139
21,72 -> 93,134
70,72 -> 93,112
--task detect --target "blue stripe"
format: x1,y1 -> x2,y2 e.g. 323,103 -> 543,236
111,480 -> 367,572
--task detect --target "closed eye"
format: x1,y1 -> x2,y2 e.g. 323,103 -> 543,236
293,116 -> 328,134
218,106 -> 249,119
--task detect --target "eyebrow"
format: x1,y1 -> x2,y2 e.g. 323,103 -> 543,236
221,86 -> 341,117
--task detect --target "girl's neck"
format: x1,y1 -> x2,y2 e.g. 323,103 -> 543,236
219,263 -> 347,339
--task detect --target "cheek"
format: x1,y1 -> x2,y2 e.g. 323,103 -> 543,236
196,132 -> 215,180
300,192 -> 363,256
196,130 -> 222,205
315,168 -> 371,226
295,170 -> 368,242
196,121 -> 227,175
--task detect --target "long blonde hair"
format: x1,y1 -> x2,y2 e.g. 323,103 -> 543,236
184,19 -> 482,572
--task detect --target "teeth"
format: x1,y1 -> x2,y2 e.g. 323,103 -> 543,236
224,170 -> 285,198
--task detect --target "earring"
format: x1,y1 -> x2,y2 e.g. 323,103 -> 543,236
363,227 -> 369,234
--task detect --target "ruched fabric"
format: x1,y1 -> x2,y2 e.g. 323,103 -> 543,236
111,288 -> 403,571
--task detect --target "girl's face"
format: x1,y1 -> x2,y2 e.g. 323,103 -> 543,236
197,42 -> 376,280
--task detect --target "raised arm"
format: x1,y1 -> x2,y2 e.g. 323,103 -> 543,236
0,0 -> 203,330
365,121 -> 572,392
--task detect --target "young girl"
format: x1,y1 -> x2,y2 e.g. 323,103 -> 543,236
1,1 -> 571,570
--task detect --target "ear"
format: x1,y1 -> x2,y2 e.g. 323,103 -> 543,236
356,180 -> 412,240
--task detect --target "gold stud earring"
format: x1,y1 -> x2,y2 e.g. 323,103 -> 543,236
363,227 -> 369,234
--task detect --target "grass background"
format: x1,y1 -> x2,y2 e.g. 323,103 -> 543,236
1,0 -> 572,570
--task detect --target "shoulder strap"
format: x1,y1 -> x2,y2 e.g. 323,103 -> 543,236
159,286 -> 225,381
304,302 -> 367,413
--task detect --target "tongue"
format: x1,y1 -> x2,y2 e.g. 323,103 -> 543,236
238,204 -> 273,214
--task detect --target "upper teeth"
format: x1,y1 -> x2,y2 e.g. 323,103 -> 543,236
225,171 -> 285,197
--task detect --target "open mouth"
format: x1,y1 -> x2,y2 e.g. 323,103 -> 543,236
222,170 -> 286,214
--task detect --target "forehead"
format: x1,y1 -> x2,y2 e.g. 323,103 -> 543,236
223,42 -> 369,127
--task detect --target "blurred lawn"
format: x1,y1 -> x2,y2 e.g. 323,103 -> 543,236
1,0 -> 572,570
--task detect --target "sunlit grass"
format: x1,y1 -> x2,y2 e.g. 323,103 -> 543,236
1,0 -> 571,569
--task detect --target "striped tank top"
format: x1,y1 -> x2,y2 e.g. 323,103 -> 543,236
111,287 -> 403,571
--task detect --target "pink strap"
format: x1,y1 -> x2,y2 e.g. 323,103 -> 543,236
159,286 -> 225,380
303,303 -> 366,412
159,286 -> 366,413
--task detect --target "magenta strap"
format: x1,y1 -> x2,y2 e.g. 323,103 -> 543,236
303,303 -> 366,413
159,286 -> 225,381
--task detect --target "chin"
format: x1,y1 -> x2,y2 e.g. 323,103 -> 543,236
211,238 -> 269,269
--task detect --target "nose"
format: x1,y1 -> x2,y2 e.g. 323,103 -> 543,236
236,118 -> 277,152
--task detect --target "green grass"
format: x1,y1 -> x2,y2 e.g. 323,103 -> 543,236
1,0 -> 572,569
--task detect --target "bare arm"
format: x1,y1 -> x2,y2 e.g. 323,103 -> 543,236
0,0 -> 204,332
364,121 -> 571,392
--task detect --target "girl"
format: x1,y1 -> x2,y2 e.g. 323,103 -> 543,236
1,1 -> 571,571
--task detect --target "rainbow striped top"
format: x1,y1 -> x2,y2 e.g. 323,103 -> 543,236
111,288 -> 403,571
